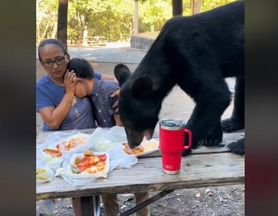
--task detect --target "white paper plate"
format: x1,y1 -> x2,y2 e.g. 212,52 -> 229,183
66,152 -> 109,179
54,133 -> 91,152
122,138 -> 159,157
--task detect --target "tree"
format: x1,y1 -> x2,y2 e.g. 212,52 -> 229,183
36,0 -> 235,44
172,0 -> 183,16
57,0 -> 68,50
36,0 -> 58,44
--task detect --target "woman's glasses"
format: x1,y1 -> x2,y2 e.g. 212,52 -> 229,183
41,56 -> 66,68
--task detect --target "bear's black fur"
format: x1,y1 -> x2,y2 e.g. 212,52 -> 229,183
114,1 -> 244,155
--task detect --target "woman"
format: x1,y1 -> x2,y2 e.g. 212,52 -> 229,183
36,39 -> 115,131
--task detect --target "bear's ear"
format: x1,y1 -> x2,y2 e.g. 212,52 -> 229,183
132,76 -> 153,99
114,64 -> 131,87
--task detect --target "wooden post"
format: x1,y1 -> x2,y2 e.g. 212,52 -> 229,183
191,0 -> 202,15
72,196 -> 100,216
57,0 -> 68,50
172,0 -> 183,16
133,0 -> 139,35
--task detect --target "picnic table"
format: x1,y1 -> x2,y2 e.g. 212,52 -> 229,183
36,128 -> 244,216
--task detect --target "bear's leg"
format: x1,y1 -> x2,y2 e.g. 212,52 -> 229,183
185,82 -> 231,149
221,76 -> 244,132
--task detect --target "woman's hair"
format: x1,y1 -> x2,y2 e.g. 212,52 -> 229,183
66,58 -> 95,79
38,39 -> 70,62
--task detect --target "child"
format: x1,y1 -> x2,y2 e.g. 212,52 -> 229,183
67,57 -> 122,127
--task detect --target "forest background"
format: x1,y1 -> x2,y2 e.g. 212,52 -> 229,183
36,0 -> 236,45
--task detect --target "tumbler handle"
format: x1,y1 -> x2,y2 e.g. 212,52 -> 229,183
183,129 -> 192,150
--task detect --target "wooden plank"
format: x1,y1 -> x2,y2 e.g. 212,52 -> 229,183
37,152 -> 244,200
192,131 -> 244,154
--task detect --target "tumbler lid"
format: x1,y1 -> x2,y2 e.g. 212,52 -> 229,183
159,119 -> 185,130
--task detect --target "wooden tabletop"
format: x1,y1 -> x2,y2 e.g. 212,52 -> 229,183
36,129 -> 244,200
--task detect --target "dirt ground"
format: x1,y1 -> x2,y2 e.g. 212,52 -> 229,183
36,61 -> 244,216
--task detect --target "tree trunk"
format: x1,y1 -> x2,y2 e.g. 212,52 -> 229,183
36,0 -> 40,44
172,0 -> 183,16
133,0 -> 139,35
57,0 -> 68,50
82,25 -> 88,46
51,19 -> 57,38
40,21 -> 50,41
191,0 -> 202,15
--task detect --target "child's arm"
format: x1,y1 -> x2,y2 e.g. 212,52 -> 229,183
113,114 -> 123,126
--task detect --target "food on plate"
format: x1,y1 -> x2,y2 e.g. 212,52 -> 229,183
122,139 -> 159,156
36,168 -> 51,182
56,136 -> 87,152
71,151 -> 108,174
141,140 -> 159,152
122,143 -> 144,155
43,148 -> 62,157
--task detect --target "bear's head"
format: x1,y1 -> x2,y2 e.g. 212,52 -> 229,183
114,63 -> 161,148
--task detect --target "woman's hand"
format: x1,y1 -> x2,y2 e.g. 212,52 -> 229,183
64,70 -> 77,94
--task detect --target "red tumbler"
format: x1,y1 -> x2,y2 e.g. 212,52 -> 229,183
159,119 -> 192,174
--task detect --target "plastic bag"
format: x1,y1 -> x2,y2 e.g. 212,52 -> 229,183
36,158 -> 55,183
37,130 -> 92,170
56,127 -> 138,186
86,126 -> 127,151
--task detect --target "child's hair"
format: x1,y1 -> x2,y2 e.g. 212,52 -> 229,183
66,58 -> 95,79
38,39 -> 70,62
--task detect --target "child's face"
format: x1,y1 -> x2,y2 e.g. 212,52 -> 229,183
74,78 -> 91,98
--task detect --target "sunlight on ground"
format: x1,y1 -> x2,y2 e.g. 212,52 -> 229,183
105,42 -> 130,48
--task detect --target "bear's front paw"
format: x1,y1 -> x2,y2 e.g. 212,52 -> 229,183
228,138 -> 245,155
221,117 -> 244,132
199,136 -> 223,146
201,124 -> 223,146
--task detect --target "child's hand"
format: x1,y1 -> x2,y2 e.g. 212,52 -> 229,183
111,89 -> 120,113
111,90 -> 120,98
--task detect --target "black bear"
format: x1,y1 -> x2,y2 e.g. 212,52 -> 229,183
114,1 -> 244,155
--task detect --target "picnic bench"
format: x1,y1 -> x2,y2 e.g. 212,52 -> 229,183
36,128 -> 244,216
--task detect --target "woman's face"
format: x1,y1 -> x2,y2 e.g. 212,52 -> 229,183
39,44 -> 69,81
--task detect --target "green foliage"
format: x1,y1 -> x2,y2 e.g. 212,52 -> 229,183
36,0 -> 238,44
36,0 -> 58,42
139,0 -> 172,32
202,0 -> 236,11
87,0 -> 134,41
